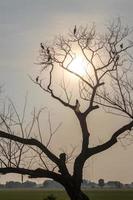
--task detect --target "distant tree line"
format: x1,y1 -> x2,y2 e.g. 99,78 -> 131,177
0,179 -> 133,189
0,181 -> 36,189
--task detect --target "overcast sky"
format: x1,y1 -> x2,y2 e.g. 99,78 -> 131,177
0,0 -> 133,184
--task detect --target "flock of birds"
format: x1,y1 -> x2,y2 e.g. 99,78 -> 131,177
36,26 -> 77,83
36,25 -> 124,110
40,43 -> 52,62
36,44 -> 52,83
40,25 -> 76,51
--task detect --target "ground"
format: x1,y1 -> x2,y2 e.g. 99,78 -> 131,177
0,189 -> 133,200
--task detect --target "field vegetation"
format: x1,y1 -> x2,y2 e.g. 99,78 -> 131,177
0,189 -> 133,200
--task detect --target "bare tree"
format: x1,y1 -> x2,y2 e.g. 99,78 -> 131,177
0,19 -> 133,200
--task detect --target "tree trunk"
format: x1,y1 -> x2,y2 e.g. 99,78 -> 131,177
65,186 -> 90,200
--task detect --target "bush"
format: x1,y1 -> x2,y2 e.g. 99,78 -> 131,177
43,194 -> 56,200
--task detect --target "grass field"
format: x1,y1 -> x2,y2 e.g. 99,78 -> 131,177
0,189 -> 133,200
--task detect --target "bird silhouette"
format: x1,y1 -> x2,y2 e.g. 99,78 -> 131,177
74,25 -> 77,35
112,51 -> 115,55
75,99 -> 80,112
116,55 -> 120,62
47,47 -> 50,54
48,54 -> 52,62
40,43 -> 44,50
120,43 -> 123,49
86,37 -> 90,46
36,76 -> 39,82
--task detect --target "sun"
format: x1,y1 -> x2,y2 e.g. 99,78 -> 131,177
69,55 -> 87,76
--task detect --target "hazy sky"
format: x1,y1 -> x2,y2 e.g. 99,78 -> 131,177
0,0 -> 133,184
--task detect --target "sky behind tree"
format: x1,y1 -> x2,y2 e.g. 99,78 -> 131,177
0,0 -> 133,183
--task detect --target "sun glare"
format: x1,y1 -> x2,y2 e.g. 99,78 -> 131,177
69,56 -> 87,76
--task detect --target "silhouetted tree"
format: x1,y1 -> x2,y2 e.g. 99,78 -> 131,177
0,19 -> 133,200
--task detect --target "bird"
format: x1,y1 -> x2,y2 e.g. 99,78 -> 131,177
47,47 -> 50,54
120,43 -> 123,49
75,99 -> 80,112
74,25 -> 77,35
40,43 -> 44,50
116,55 -> 120,62
112,50 -> 115,55
47,54 -> 52,62
36,76 -> 39,82
86,37 -> 90,46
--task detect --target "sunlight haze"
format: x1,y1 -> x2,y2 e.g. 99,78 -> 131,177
0,0 -> 133,184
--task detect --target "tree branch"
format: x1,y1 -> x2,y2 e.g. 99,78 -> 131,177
0,167 -> 62,180
0,130 -> 60,166
88,120 -> 133,156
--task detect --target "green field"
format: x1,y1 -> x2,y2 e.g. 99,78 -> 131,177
0,189 -> 133,200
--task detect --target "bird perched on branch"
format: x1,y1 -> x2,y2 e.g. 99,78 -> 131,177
47,47 -> 50,54
116,55 -> 120,62
74,25 -> 77,35
36,76 -> 39,82
40,43 -> 44,50
120,43 -> 123,49
86,37 -> 90,46
48,54 -> 52,62
75,99 -> 80,112
112,50 -> 116,55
